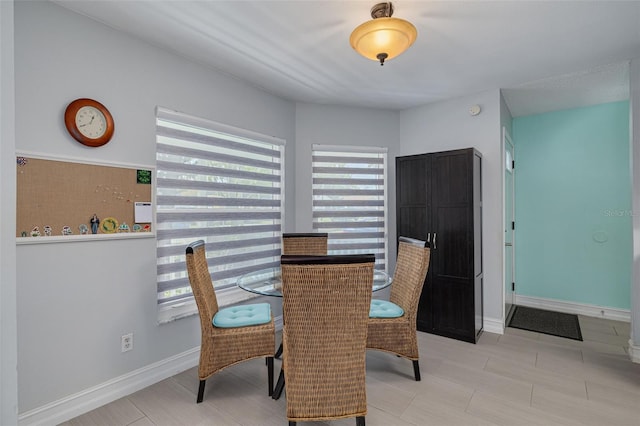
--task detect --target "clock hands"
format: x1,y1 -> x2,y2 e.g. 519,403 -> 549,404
78,115 -> 95,128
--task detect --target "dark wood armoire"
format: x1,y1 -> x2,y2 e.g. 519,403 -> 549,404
396,148 -> 483,343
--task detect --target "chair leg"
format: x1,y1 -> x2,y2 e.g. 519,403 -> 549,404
275,342 -> 283,359
289,422 -> 296,426
267,356 -> 274,396
272,368 -> 285,400
356,416 -> 365,426
412,360 -> 421,381
196,379 -> 206,403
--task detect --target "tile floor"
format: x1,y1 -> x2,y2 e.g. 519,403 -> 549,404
61,316 -> 640,425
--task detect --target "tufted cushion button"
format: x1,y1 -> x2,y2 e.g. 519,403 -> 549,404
369,299 -> 404,318
213,303 -> 272,328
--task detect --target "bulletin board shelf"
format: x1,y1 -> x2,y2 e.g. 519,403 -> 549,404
16,152 -> 155,244
16,232 -> 155,245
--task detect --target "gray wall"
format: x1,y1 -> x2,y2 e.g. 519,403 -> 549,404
294,103 -> 400,271
398,90 -> 504,330
1,1 -> 18,424
14,1 -> 295,413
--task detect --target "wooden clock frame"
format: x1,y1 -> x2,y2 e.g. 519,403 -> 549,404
64,98 -> 115,147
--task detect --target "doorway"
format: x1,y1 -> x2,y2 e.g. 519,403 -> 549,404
503,127 -> 516,324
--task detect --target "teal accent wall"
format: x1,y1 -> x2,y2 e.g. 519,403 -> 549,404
513,101 -> 631,309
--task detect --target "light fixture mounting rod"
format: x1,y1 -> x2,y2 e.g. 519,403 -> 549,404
370,2 -> 394,19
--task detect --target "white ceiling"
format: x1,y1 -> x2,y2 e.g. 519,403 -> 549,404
53,0 -> 640,116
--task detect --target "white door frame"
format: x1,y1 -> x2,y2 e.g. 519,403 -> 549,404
502,126 -> 516,325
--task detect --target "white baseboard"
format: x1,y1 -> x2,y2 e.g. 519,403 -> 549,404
18,347 -> 200,426
515,295 -> 631,322
483,317 -> 504,335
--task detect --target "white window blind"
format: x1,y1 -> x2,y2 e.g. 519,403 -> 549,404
156,107 -> 285,323
312,144 -> 387,271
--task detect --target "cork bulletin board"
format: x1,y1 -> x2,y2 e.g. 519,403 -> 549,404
16,155 -> 154,241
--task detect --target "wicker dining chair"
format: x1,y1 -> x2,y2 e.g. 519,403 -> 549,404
280,254 -> 375,426
185,240 -> 275,403
281,232 -> 328,255
366,236 -> 431,381
276,233 -> 329,359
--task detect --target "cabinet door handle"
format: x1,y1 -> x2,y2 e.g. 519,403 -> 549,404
426,232 -> 431,243
433,232 -> 437,250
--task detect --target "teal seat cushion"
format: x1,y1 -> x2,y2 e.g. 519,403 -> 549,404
213,303 -> 271,328
369,299 -> 404,318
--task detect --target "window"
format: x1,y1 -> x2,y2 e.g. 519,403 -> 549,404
312,144 -> 387,271
156,107 -> 285,323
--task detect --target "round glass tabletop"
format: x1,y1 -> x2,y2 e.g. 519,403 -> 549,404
237,267 -> 392,297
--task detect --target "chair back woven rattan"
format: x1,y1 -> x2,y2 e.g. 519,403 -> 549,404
282,232 -> 328,256
185,240 -> 275,403
280,254 -> 374,425
366,237 -> 431,381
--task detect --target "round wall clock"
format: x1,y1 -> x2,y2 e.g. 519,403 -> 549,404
64,98 -> 114,147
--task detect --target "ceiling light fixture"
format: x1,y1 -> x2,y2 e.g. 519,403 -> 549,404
349,2 -> 417,66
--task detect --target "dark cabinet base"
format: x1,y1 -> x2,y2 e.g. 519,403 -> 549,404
417,323 -> 483,344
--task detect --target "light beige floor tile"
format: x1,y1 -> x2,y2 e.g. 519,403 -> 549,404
128,417 -> 155,426
364,405 -> 416,426
170,366 -> 199,395
483,357 -> 587,398
503,326 -> 542,340
408,374 -> 474,410
365,351 -> 432,392
196,371 -> 285,426
534,349 -> 584,376
477,331 -> 501,344
128,378 -> 241,426
531,385 -> 639,426
466,390 -> 585,426
536,348 -> 640,399
614,323 -> 631,336
473,333 -> 538,367
227,356 -> 279,395
284,422 -> 331,426
580,352 -> 640,394
581,339 -> 628,356
422,339 -> 491,370
578,315 -> 616,331
537,333 -> 585,348
365,374 -> 416,416
427,358 -> 533,404
60,396 -> 145,426
586,380 -> 640,410
171,365 -> 240,402
500,332 -> 584,362
579,315 -> 629,332
401,390 -> 497,426
581,327 -> 631,346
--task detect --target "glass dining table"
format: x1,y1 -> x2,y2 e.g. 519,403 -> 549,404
237,266 -> 392,297
236,266 -> 393,400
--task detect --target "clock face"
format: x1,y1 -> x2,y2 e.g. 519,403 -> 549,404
75,106 -> 107,139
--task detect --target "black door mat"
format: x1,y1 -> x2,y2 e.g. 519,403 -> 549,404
508,306 -> 583,341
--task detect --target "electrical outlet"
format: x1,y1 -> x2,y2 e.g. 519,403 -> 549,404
121,333 -> 133,352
